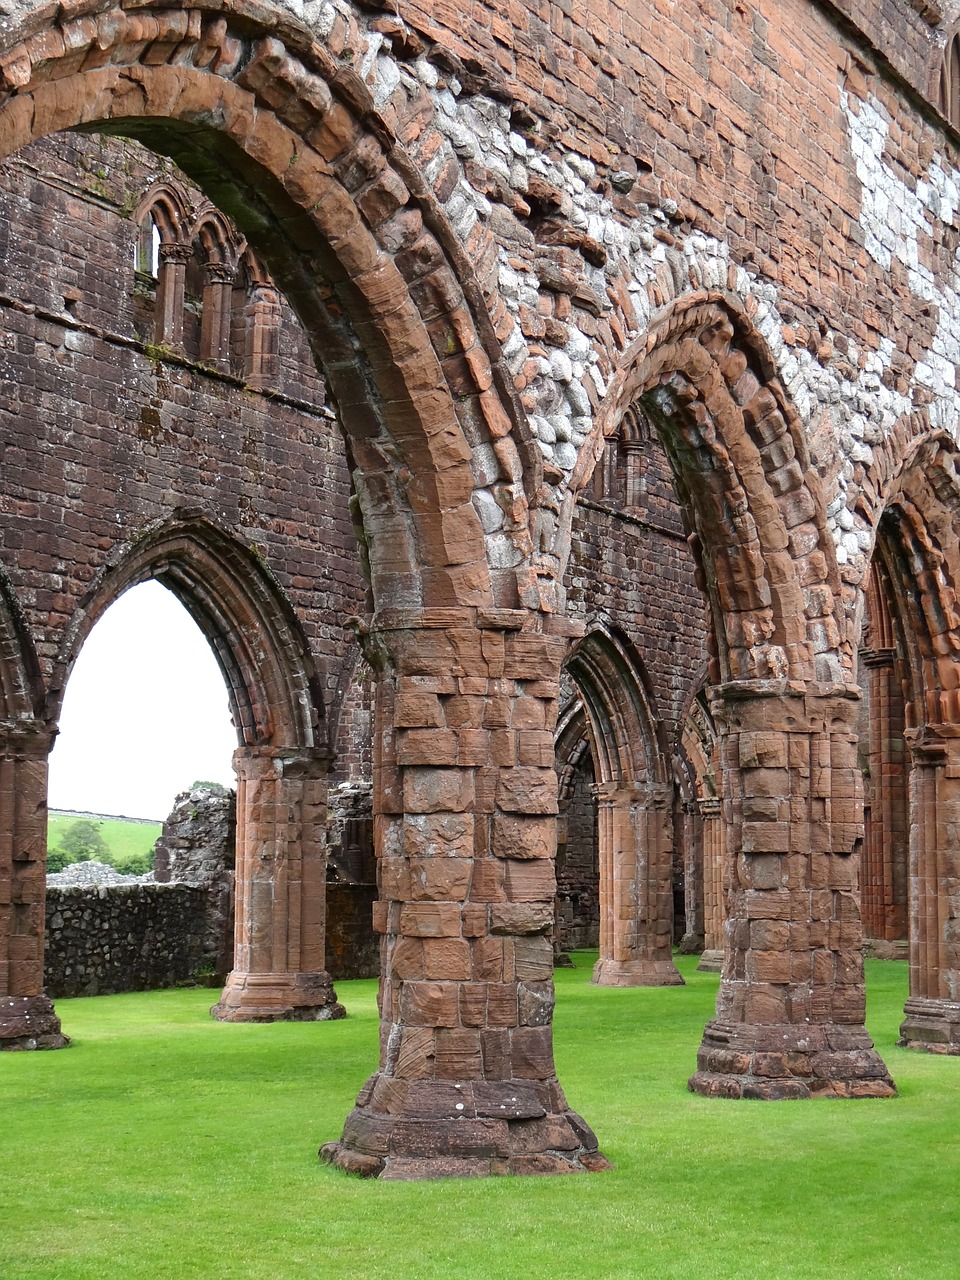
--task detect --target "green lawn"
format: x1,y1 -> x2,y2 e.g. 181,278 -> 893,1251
47,813 -> 162,866
2,955 -> 956,1279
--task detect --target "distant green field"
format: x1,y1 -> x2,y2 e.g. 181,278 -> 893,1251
47,812 -> 162,870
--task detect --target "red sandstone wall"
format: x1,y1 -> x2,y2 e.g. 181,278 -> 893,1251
0,133 -> 367,734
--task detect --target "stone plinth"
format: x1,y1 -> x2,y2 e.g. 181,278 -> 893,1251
691,1019 -> 894,1098
213,970 -> 344,1022
0,993 -> 68,1050
688,682 -> 895,1100
899,997 -> 960,1054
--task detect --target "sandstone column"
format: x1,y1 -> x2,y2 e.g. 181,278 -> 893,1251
696,795 -> 725,973
677,797 -> 705,956
689,681 -> 895,1098
244,283 -> 281,389
212,745 -> 343,1022
592,781 -> 684,986
898,730 -> 960,1053
861,647 -> 908,954
154,242 -> 190,350
323,611 -> 607,1178
0,725 -> 68,1050
200,263 -> 235,371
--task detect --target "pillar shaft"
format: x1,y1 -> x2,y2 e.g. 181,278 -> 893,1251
200,267 -> 234,371
0,725 -> 68,1050
689,681 -> 895,1099
324,613 -> 607,1179
592,781 -> 683,986
212,746 -> 343,1022
677,799 -> 705,955
898,731 -> 960,1053
155,243 -> 189,350
696,796 -> 725,973
861,649 -> 908,948
244,284 -> 281,389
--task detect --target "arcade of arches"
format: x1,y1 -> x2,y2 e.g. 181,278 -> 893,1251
2,0 -> 960,1179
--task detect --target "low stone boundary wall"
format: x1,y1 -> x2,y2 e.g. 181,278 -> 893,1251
45,884 -> 211,997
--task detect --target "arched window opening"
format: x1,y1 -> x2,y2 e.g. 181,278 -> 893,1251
134,215 -> 161,279
48,580 -> 237,832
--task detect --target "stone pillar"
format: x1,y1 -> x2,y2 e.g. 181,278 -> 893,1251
212,746 -> 343,1022
677,798 -> 705,955
0,725 -> 68,1050
592,781 -> 684,986
898,731 -> 960,1053
696,796 -> 725,973
689,681 -> 895,1099
323,613 -> 608,1179
200,264 -> 234,371
861,648 -> 908,956
154,242 -> 189,350
244,283 -> 281,389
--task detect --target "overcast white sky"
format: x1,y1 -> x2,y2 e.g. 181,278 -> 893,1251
47,581 -> 238,820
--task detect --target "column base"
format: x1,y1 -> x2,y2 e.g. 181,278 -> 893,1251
688,1019 -> 896,1098
898,997 -> 960,1053
0,993 -> 70,1050
320,1073 -> 611,1180
211,971 -> 346,1023
696,949 -> 724,973
677,932 -> 704,956
863,937 -> 909,962
592,957 -> 685,987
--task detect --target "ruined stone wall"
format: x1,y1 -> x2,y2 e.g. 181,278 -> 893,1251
566,440 -> 706,749
0,131 -> 366,730
326,884 -> 379,979
45,883 -> 210,997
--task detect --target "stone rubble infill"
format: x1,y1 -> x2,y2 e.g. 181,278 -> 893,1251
46,860 -> 155,888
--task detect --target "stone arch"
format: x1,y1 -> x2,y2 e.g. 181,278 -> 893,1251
858,555 -> 910,958
0,0 -> 543,611
52,512 -> 324,751
571,292 -> 845,685
133,179 -> 189,251
939,24 -> 960,127
0,2 -> 607,1174
49,511 -> 342,1025
565,627 -> 682,987
862,433 -> 960,1052
568,293 -> 893,1099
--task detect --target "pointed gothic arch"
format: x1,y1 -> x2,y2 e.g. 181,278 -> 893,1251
862,432 -> 960,1052
565,627 -> 682,987
0,1 -> 605,1175
572,292 -> 894,1099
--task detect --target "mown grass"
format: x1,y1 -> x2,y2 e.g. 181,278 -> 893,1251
2,955 -> 957,1280
47,814 -> 162,865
